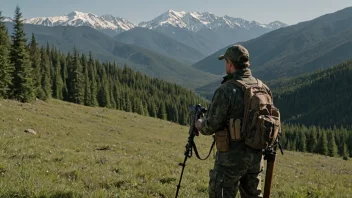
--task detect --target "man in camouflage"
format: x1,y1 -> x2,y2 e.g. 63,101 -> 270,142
196,45 -> 270,198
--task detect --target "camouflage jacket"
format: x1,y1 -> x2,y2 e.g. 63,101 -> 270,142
200,68 -> 271,135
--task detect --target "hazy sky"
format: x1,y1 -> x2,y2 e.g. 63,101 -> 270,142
1,0 -> 351,25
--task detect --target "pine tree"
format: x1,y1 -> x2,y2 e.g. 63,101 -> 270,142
67,47 -> 84,104
53,53 -> 63,100
174,105 -> 179,123
342,143 -> 349,158
29,33 -> 41,98
39,47 -> 51,100
124,93 -> 132,112
108,78 -> 116,109
286,140 -> 292,150
318,132 -> 329,156
61,53 -> 69,101
149,101 -> 157,118
87,52 -> 98,106
81,54 -> 91,106
328,133 -> 338,157
299,132 -> 307,152
9,6 -> 34,102
135,99 -> 144,115
97,68 -> 110,107
158,102 -> 167,120
307,126 -> 318,153
292,138 -> 297,151
0,11 -> 13,98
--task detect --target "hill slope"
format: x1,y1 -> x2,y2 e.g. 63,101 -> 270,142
0,99 -> 351,197
193,6 -> 352,80
5,22 -> 218,89
270,59 -> 352,127
114,27 -> 205,64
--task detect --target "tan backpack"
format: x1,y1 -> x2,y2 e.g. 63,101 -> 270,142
228,79 -> 281,150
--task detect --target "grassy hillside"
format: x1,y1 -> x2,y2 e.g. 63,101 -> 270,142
4,22 -> 219,89
192,6 -> 352,80
0,99 -> 351,198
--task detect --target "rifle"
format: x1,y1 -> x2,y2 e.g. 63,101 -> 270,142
263,137 -> 284,198
175,104 -> 215,198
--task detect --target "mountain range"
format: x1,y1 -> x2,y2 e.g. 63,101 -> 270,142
23,11 -> 135,37
194,6 -> 352,98
4,22 -> 219,89
4,10 -> 287,56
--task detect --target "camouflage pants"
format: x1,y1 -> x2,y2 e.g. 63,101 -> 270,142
209,142 -> 264,198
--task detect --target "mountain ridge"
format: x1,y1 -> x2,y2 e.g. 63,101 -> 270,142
192,6 -> 352,79
5,22 -> 219,89
114,27 -> 205,64
4,9 -> 287,38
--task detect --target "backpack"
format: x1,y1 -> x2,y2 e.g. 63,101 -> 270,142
227,79 -> 281,150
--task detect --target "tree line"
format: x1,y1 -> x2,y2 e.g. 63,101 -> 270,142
281,124 -> 352,158
0,6 -> 207,125
272,59 -> 352,128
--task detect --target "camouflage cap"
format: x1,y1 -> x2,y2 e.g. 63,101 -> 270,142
218,44 -> 249,63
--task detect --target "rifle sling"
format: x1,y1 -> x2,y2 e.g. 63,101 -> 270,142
192,139 -> 215,160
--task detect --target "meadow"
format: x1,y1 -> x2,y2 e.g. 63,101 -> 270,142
0,99 -> 351,198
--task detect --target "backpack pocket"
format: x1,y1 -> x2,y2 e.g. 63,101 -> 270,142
245,115 -> 280,149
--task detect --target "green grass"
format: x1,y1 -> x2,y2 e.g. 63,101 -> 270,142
0,99 -> 351,198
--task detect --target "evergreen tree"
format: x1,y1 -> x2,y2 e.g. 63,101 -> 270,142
307,126 -> 318,153
149,101 -> 157,118
108,78 -> 116,109
286,140 -> 292,150
87,52 -> 98,106
39,47 -> 52,100
67,47 -> 84,104
158,102 -> 167,120
292,138 -> 297,151
318,132 -> 329,156
0,11 -> 13,98
298,132 -> 307,152
81,54 -> 91,106
342,143 -> 349,158
135,99 -> 144,115
124,93 -> 132,112
29,33 -> 41,98
174,105 -> 179,123
61,54 -> 69,101
9,6 -> 34,102
328,133 -> 338,157
97,68 -> 110,107
53,53 -> 63,100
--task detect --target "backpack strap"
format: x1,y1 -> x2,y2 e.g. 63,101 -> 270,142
226,79 -> 249,92
225,79 -> 251,135
256,79 -> 263,88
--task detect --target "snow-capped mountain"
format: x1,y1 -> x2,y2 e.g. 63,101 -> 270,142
20,10 -> 287,55
139,10 -> 287,32
138,10 -> 287,54
24,11 -> 135,36
3,17 -> 12,22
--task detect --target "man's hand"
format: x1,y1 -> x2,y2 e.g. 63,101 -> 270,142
195,119 -> 203,133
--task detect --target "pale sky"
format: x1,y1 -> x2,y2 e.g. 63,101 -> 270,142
1,0 -> 352,25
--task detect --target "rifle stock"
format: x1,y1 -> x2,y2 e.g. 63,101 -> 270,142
263,139 -> 283,198
264,158 -> 275,198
